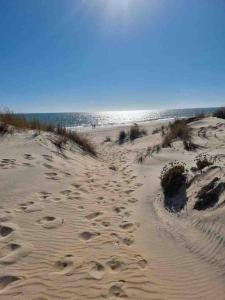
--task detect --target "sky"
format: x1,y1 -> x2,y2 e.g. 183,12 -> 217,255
0,0 -> 225,113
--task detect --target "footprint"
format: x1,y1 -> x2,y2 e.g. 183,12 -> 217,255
43,163 -> 55,170
102,221 -> 110,227
88,261 -> 105,280
45,172 -> 60,180
0,275 -> 21,291
22,162 -> 34,167
122,236 -> 134,246
85,212 -> 103,220
0,210 -> 14,222
119,222 -> 134,231
135,255 -> 148,269
37,216 -> 63,229
113,207 -> 126,214
79,231 -> 100,241
24,154 -> 34,160
60,190 -> 72,196
20,201 -> 43,213
0,224 -> 14,238
106,257 -> 124,272
42,154 -> 53,162
38,191 -> 52,200
0,242 -> 32,264
109,282 -> 127,298
53,255 -> 75,275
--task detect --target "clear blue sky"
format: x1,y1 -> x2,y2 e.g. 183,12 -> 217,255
0,0 -> 225,112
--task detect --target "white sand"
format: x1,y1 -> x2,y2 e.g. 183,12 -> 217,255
0,117 -> 225,299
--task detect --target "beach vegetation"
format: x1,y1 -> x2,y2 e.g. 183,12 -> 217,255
0,109 -> 96,156
162,120 -> 191,148
129,124 -> 147,141
118,130 -> 127,144
160,161 -> 188,197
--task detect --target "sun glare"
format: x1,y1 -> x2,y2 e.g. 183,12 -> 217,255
81,0 -> 157,28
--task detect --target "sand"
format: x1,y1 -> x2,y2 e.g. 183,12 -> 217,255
0,117 -> 225,299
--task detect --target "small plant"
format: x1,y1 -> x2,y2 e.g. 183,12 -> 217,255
213,107 -> 225,119
118,130 -> 127,144
195,153 -> 214,170
160,161 -> 188,197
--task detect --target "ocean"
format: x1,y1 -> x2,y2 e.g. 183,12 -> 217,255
22,107 -> 218,130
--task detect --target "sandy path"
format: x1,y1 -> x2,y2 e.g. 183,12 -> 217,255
1,117 -> 225,299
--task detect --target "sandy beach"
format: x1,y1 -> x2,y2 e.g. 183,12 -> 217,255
0,116 -> 225,299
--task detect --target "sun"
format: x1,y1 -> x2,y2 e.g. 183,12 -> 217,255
81,0 -> 146,26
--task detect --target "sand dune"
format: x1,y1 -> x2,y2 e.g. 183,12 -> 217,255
0,117 -> 225,299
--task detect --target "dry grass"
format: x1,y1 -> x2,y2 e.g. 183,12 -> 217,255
118,130 -> 127,144
118,124 -> 147,145
162,120 -> 192,148
55,125 -> 97,156
0,109 -> 96,156
129,124 -> 147,141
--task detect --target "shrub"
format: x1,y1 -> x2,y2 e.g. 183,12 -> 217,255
195,153 -> 214,170
160,161 -> 188,197
213,107 -> 225,119
129,124 -> 147,141
118,130 -> 127,144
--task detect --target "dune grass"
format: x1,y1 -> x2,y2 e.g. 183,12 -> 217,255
118,124 -> 147,145
0,109 -> 96,156
162,120 -> 192,148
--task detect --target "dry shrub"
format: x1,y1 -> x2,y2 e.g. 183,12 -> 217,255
160,161 -> 188,197
213,107 -> 225,119
129,124 -> 147,141
162,120 -> 191,148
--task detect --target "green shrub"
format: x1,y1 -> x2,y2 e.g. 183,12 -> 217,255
160,162 -> 188,197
